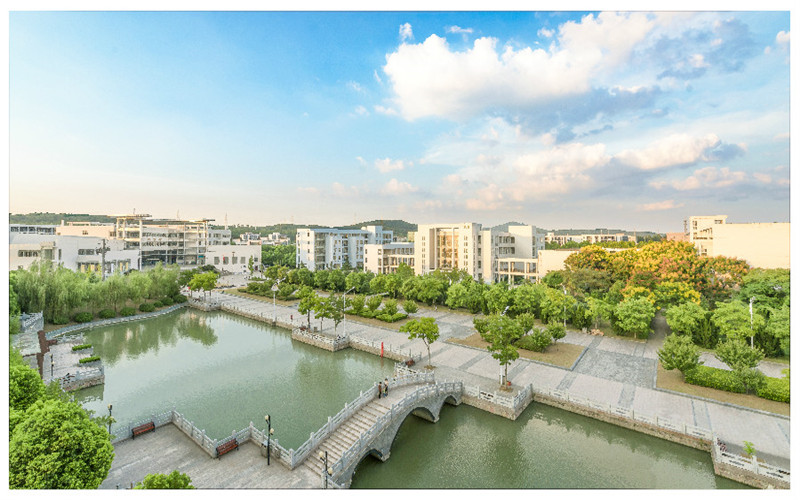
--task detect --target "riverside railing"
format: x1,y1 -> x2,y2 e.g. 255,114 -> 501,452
287,372 -> 436,469
326,380 -> 463,487
291,328 -> 350,350
349,334 -> 422,363
712,436 -> 790,484
45,303 -> 188,340
20,312 -> 44,333
59,365 -> 104,390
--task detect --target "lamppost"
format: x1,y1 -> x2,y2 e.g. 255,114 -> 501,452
749,296 -> 755,348
318,450 -> 333,489
107,404 -> 113,435
50,353 -> 54,378
264,415 -> 274,466
272,278 -> 285,322
343,286 -> 355,338
561,284 -> 568,328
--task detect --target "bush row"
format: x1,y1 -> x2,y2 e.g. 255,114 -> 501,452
71,344 -> 92,351
684,365 -> 747,393
375,312 -> 408,323
756,376 -> 790,403
61,296 -> 188,324
78,356 -> 101,364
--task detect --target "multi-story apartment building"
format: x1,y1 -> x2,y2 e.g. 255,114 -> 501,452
363,242 -> 415,275
9,224 -> 58,236
295,225 -> 393,271
10,233 -> 138,275
237,232 -> 291,246
412,223 -> 545,283
545,231 -> 636,246
686,215 -> 790,269
56,215 -> 231,268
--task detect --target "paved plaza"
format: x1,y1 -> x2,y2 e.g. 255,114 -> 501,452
103,284 -> 791,487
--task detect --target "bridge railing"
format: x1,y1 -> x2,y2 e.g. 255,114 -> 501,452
327,380 -> 463,483
288,372 -> 435,469
349,334 -> 422,363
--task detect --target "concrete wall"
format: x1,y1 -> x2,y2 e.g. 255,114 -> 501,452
711,223 -> 790,269
536,249 -> 579,278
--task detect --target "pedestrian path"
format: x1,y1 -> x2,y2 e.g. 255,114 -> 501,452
211,291 -> 791,468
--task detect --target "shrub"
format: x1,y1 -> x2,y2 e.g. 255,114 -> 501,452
382,298 -> 399,316
359,310 -> 377,319
139,303 -> 156,313
79,356 -> 101,364
402,300 -> 418,314
152,300 -> 163,308
160,297 -> 174,306
516,328 -> 552,352
120,307 -> 136,317
756,376 -> 790,403
73,312 -> 94,323
684,365 -> 746,393
366,295 -> 383,312
376,312 -> 408,323
172,294 -> 188,304
71,344 -> 92,351
51,316 -> 70,325
98,309 -> 116,319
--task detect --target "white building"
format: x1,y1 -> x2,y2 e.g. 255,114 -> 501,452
412,223 -> 545,283
56,215 -> 231,269
296,226 -> 393,270
205,244 -> 262,274
236,232 -> 291,246
10,224 -> 58,235
687,215 -> 790,269
10,233 -> 139,275
364,242 -> 415,275
545,231 -> 636,246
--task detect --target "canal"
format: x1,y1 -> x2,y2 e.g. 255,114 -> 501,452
75,309 -> 746,488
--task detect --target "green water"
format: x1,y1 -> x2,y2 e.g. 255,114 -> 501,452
75,309 -> 746,488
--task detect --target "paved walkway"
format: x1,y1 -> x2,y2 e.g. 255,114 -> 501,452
210,289 -> 790,469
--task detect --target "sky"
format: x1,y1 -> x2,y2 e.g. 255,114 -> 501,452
6,4 -> 794,233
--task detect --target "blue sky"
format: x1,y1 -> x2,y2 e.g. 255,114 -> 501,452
8,8 -> 792,232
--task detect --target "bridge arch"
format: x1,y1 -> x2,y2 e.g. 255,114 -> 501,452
334,384 -> 462,487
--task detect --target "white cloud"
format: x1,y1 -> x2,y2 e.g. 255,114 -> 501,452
537,27 -> 554,38
373,104 -> 398,116
399,23 -> 413,42
776,30 -> 790,46
355,156 -> 367,166
347,81 -> 364,93
374,158 -> 408,173
373,70 -> 383,85
638,200 -> 684,211
615,133 -> 721,170
381,178 -> 419,195
446,26 -> 473,35
652,166 -> 748,191
383,12 -> 655,121
354,105 -> 369,116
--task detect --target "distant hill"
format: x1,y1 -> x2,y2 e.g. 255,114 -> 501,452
9,212 -> 116,225
339,219 -> 417,239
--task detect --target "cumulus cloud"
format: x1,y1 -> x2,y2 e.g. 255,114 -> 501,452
381,178 -> 419,195
446,25 -> 473,35
776,30 -> 790,46
399,23 -> 413,42
382,12 -> 655,121
374,158 -> 408,173
537,27 -> 554,38
354,105 -> 369,116
651,166 -> 749,191
614,133 -> 745,170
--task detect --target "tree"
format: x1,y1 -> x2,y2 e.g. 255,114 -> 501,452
510,283 -> 546,318
134,470 -> 195,489
711,300 -> 765,344
126,270 -> 151,303
586,296 -> 612,330
296,286 -> 318,329
103,272 -> 131,313
188,271 -> 218,299
9,398 -> 114,489
658,334 -> 702,377
9,363 -> 46,414
9,280 -> 21,336
765,302 -> 790,356
479,315 -> 523,386
516,313 -> 536,335
349,294 -> 366,315
614,296 -> 656,339
402,300 -> 418,314
366,295 -> 383,312
546,322 -> 566,345
382,298 -> 399,316
715,338 -> 766,392
327,295 -> 345,334
665,301 -> 707,337
400,317 -> 440,368
483,282 -> 510,315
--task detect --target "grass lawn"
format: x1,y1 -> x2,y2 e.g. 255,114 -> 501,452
447,333 -> 585,368
656,362 -> 790,416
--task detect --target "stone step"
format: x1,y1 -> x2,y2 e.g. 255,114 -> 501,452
327,432 -> 356,452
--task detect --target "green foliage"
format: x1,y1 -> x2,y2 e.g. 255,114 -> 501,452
473,316 -> 490,334
376,312 -> 407,323
613,296 -> 656,339
71,344 -> 92,351
711,301 -> 765,343
541,271 -> 565,288
658,334 -> 702,375
382,298 -> 399,316
715,338 -> 764,371
51,315 -> 70,325
188,271 -> 219,297
171,294 -> 188,304
349,295 -> 366,315
546,322 -> 566,344
568,302 -> 593,330
277,282 -> 297,300
736,268 -> 790,312
402,300 -> 418,314
764,302 -> 790,356
684,365 -> 747,393
134,470 -> 195,489
9,363 -> 46,414
756,375 -> 790,403
261,244 -> 296,268
665,301 -> 707,337
586,296 -> 612,330
9,398 -> 114,488
516,328 -> 551,352
120,307 -> 136,317
160,297 -> 174,306
742,441 -> 756,458
480,315 -> 524,383
483,282 -> 511,315
366,295 -> 383,312
515,313 -> 536,334
139,303 -> 156,313
98,309 -> 116,319
400,317 -> 440,366
79,356 -> 101,364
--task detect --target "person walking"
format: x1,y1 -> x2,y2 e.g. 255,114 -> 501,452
383,378 -> 389,397
377,381 -> 383,399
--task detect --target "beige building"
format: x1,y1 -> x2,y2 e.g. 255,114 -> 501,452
545,231 -> 636,246
686,215 -> 789,269
535,249 -> 580,279
363,242 -> 414,275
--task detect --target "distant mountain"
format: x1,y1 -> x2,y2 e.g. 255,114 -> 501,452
9,212 -> 116,225
339,219 -> 417,239
490,221 -> 535,232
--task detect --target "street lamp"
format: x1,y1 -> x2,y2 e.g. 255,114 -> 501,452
343,286 -> 356,338
319,450 -> 332,489
272,278 -> 286,322
264,415 -> 274,466
748,296 -> 755,348
561,284 -> 568,328
50,353 -> 54,378
107,404 -> 113,435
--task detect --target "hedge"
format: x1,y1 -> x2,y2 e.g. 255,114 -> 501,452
139,303 -> 156,313
51,316 -> 70,325
515,330 -> 552,352
684,365 -> 746,393
71,344 -> 92,351
376,312 -> 408,323
73,312 -> 94,323
172,294 -> 188,304
98,309 -> 116,319
152,300 -> 163,308
756,376 -> 790,403
358,310 -> 377,319
160,297 -> 174,306
120,307 -> 136,317
79,356 -> 101,364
